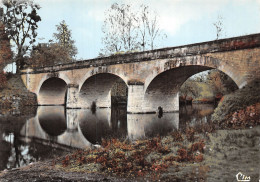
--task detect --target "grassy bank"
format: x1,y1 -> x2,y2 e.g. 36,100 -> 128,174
212,80 -> 260,126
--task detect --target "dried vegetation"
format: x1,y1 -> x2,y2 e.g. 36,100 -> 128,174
212,80 -> 260,128
54,126 -> 213,178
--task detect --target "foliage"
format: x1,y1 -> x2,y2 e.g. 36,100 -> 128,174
179,70 -> 238,103
0,22 -> 13,71
101,3 -> 166,56
138,5 -> 166,51
171,131 -> 184,142
0,74 -> 37,111
53,20 -> 78,59
1,0 -> 41,71
206,69 -> 237,97
179,79 -> 200,102
185,127 -> 196,142
101,3 -> 139,55
226,103 -> 260,128
28,43 -> 72,67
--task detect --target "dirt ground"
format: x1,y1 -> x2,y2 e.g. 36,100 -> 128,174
0,159 -> 136,182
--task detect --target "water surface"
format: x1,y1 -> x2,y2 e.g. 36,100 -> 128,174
0,104 -> 214,171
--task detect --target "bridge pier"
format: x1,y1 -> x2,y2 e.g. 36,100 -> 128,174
127,84 -> 179,113
127,84 -> 146,113
66,84 -> 79,108
143,92 -> 179,113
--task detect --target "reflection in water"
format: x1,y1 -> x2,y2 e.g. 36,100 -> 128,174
127,113 -> 179,140
0,104 -> 215,171
179,104 -> 215,131
38,106 -> 67,136
21,106 -> 92,149
79,106 -> 127,144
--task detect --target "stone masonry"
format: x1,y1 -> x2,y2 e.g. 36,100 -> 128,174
20,33 -> 260,113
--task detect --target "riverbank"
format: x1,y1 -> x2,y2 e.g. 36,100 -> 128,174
212,80 -> 260,125
0,123 -> 259,181
0,74 -> 37,115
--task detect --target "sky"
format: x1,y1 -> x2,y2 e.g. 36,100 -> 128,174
30,0 -> 260,60
3,0 -> 260,61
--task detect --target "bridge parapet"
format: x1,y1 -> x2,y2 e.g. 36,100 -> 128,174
21,33 -> 260,74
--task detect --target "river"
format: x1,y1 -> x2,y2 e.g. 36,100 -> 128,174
0,104 -> 215,171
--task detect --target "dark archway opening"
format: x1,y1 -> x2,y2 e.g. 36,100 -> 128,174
79,73 -> 128,108
111,79 -> 128,106
38,77 -> 67,105
144,66 -> 210,113
145,65 -> 238,113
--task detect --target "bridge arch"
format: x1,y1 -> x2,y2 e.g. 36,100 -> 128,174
143,56 -> 240,112
78,73 -> 128,108
35,72 -> 70,95
38,77 -> 68,105
78,69 -> 127,91
144,56 -> 243,93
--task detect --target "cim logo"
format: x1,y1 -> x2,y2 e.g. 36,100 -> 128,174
236,172 -> 250,182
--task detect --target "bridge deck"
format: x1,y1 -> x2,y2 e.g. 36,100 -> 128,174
21,33 -> 260,74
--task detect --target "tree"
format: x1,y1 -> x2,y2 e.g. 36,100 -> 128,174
53,20 -> 77,59
0,21 -> 13,71
28,43 -> 72,67
180,79 -> 200,102
101,3 -> 139,55
138,5 -> 148,52
1,0 -> 41,72
101,3 -> 167,56
213,15 -> 223,40
139,5 -> 166,51
206,69 -> 237,96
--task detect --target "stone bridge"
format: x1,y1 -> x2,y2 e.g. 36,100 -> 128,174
21,33 -> 260,113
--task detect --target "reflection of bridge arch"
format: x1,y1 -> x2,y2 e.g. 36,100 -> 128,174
20,107 -> 92,149
78,73 -> 128,108
20,106 -> 181,146
38,106 -> 67,136
78,108 -> 112,144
